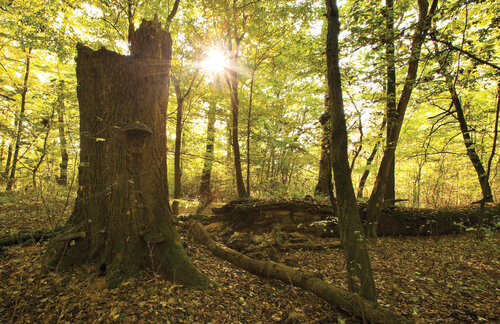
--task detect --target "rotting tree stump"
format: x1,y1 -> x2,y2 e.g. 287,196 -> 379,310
44,19 -> 208,288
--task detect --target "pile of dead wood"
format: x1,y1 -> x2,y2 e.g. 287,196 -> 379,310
210,198 -> 500,237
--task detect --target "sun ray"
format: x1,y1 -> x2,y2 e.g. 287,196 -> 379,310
201,49 -> 229,74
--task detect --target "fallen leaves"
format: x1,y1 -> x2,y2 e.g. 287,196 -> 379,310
1,202 -> 499,323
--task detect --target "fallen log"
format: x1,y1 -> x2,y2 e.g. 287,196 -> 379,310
247,242 -> 343,254
0,226 -> 64,248
211,198 -> 500,237
189,220 -> 411,324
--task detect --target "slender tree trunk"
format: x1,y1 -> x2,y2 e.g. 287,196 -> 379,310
3,142 -> 13,177
7,47 -> 32,191
365,0 -> 438,239
326,0 -> 377,302
32,110 -> 54,188
56,80 -> 69,186
485,81 -> 499,197
171,76 -> 184,216
315,108 -> 332,197
0,139 -> 3,164
198,100 -> 217,210
449,84 -> 493,202
357,118 -> 386,198
225,38 -> 247,198
385,0 -> 397,203
246,70 -> 256,197
44,20 -> 208,289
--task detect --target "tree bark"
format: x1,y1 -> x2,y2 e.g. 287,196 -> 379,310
56,80 -> 69,186
3,141 -> 13,178
384,0 -> 397,203
365,0 -> 438,239
326,0 -> 377,302
6,47 -> 32,191
225,38 -> 247,198
171,76 -> 184,216
246,69 -> 256,197
171,69 -> 199,216
190,220 -> 410,324
449,84 -> 494,202
315,108 -> 333,197
44,19 -> 208,289
197,99 -> 217,212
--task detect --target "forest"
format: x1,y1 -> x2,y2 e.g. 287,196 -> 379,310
0,0 -> 499,323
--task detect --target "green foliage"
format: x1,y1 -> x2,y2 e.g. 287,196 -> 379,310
0,0 -> 498,206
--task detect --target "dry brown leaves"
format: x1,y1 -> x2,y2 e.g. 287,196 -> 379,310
1,202 -> 499,323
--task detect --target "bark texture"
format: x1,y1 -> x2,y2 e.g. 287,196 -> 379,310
384,0 -> 396,203
190,220 -> 410,324
198,100 -> 217,209
315,109 -> 332,197
226,38 -> 247,198
171,76 -> 184,216
44,19 -> 208,288
56,80 -> 69,186
326,0 -> 377,302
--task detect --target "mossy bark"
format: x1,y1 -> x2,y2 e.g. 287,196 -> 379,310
44,19 -> 208,288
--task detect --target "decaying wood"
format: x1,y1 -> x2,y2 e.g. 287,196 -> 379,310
246,242 -> 343,254
189,220 -> 411,324
0,226 -> 63,248
211,198 -> 500,237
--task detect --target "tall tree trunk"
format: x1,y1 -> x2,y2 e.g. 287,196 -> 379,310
326,0 -> 377,302
7,47 -> 32,191
246,70 -> 256,197
171,76 -> 184,216
0,139 -> 4,170
384,0 -> 397,203
315,108 -> 332,197
449,83 -> 494,202
357,118 -> 386,198
171,69 -> 199,215
225,38 -> 247,198
56,80 -> 69,186
3,141 -> 13,177
44,20 -> 208,289
364,0 -> 438,239
198,100 -> 217,211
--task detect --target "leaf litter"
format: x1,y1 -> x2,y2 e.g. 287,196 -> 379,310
0,204 -> 499,323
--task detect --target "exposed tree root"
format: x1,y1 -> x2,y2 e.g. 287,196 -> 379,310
189,220 -> 411,324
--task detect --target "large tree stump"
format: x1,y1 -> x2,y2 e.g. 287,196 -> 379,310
44,19 -> 208,288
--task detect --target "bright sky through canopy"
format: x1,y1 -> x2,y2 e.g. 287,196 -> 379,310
201,49 -> 229,74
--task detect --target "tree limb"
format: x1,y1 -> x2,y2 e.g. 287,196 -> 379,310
429,33 -> 500,72
167,0 -> 181,23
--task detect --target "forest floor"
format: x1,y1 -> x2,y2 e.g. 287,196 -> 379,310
0,194 -> 499,323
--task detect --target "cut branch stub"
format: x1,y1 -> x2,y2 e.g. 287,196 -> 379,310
123,121 -> 152,153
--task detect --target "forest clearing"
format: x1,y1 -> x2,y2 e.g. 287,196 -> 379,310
1,0 -> 500,323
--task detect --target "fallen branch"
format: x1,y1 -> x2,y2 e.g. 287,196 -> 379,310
189,220 -> 411,324
0,226 -> 64,248
247,242 -> 343,254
